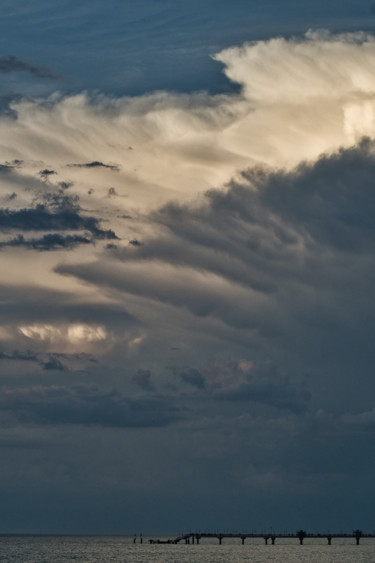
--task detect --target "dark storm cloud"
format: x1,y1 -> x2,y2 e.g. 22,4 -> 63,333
0,283 -> 136,333
180,360 -> 309,413
0,349 -> 39,362
0,233 -> 92,251
132,369 -> 154,391
55,139 -> 375,417
0,160 -> 22,174
0,349 -> 91,372
0,55 -> 59,79
149,141 -> 375,283
180,368 -> 206,390
83,138 -> 375,312
206,359 -> 310,413
0,192 -> 118,246
67,161 -> 120,172
41,356 -> 66,371
0,385 -> 179,428
0,164 -> 14,173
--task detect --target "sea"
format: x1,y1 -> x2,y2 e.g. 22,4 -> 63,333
0,535 -> 374,562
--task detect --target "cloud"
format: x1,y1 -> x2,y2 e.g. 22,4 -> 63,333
0,349 -> 72,372
58,181 -> 73,190
0,349 -> 39,362
0,282 -> 136,328
67,161 -> 120,172
132,368 -> 154,390
203,358 -> 309,413
0,385 -> 179,428
128,239 -> 142,247
3,31 -> 375,221
107,187 -> 117,197
0,233 -> 92,251
180,359 -> 308,412
2,30 -> 375,531
0,160 -> 22,174
0,164 -> 14,174
0,55 -> 59,79
0,191 -> 118,248
39,169 -> 56,181
41,356 -> 66,371
180,368 -> 206,390
55,138 -> 375,418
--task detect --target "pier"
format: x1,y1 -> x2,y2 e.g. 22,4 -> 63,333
149,529 -> 374,545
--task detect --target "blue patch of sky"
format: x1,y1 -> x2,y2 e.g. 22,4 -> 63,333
0,0 -> 375,96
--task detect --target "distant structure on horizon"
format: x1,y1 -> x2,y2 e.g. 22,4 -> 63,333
149,529 -> 370,546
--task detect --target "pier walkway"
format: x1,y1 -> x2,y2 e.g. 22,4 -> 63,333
149,529 -> 374,545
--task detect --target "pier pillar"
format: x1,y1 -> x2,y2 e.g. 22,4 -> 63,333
196,536 -> 200,545
241,536 -> 245,545
218,535 -> 223,545
264,536 -> 269,545
271,535 -> 276,545
297,530 -> 307,545
192,536 -> 194,544
354,530 -> 363,545
327,535 -> 332,545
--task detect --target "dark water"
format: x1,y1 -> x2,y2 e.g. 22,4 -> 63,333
0,535 -> 374,562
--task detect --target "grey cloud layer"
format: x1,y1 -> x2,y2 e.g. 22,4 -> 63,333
0,385 -> 179,428
55,139 -> 375,419
58,140 -> 375,319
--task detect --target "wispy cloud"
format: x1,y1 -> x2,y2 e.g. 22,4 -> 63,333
0,55 -> 60,79
67,161 -> 120,171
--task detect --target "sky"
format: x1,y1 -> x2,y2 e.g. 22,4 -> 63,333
1,0 -> 375,535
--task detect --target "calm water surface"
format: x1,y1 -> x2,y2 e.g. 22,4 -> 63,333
0,535 -> 374,562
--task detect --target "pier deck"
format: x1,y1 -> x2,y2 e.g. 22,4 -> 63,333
149,529 -> 375,545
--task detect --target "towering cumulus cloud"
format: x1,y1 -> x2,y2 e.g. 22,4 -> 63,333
1,31 -> 375,531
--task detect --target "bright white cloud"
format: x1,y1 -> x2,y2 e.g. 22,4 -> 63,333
18,323 -> 107,346
2,31 -> 375,220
